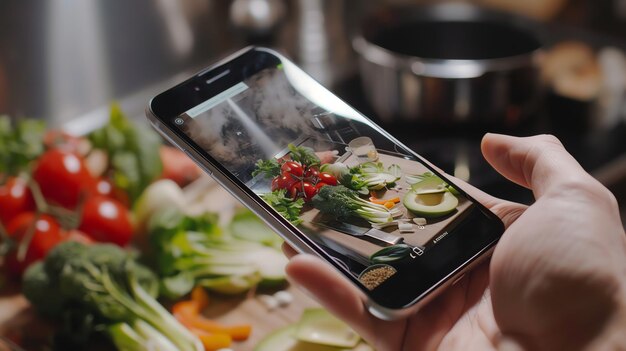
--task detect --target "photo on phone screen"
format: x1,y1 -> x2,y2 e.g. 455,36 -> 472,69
168,55 -> 481,295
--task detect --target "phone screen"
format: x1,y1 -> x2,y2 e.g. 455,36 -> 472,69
153,48 -> 503,309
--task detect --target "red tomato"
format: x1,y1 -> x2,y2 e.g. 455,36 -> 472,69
304,166 -> 320,179
5,213 -> 64,277
315,182 -> 330,190
318,172 -> 338,186
64,229 -> 94,245
289,181 -> 301,199
0,177 -> 35,226
302,182 -> 318,201
33,149 -> 96,208
281,161 -> 304,177
78,196 -> 133,246
160,146 -> 202,187
95,177 -> 113,197
275,174 -> 299,191
271,177 -> 281,191
43,130 -> 86,154
94,177 -> 130,207
290,181 -> 317,201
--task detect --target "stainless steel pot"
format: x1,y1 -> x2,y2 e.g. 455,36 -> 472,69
353,3 -> 543,126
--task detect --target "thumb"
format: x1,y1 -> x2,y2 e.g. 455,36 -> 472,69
481,134 -> 591,198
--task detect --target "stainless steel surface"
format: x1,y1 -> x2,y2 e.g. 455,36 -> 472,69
230,0 -> 286,33
280,0 -> 353,86
353,3 -> 543,125
0,0 -> 237,127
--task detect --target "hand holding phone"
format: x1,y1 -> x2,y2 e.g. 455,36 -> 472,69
286,134 -> 626,351
146,47 -> 504,319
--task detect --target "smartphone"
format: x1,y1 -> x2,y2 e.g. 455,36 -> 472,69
146,47 -> 504,320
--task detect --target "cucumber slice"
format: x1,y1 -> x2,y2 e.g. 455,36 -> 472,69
296,309 -> 360,348
198,273 -> 261,294
230,210 -> 283,248
255,325 -> 374,351
251,247 -> 288,286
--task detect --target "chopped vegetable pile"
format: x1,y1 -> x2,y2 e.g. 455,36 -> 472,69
172,287 -> 252,350
0,106 -> 201,279
254,144 -> 338,202
340,161 -> 402,194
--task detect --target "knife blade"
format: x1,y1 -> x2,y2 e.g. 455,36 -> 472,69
315,220 -> 403,245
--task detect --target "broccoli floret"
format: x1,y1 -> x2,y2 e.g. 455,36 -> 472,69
312,185 -> 393,224
22,241 -> 202,351
43,240 -> 86,277
312,185 -> 358,219
22,262 -> 66,317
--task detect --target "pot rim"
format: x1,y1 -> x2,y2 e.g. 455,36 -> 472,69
354,2 -> 544,79
353,36 -> 543,79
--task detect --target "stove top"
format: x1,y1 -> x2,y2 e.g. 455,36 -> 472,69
333,75 -> 626,205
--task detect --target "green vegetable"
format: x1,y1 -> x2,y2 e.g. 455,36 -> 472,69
22,242 -> 202,351
319,162 -> 350,179
149,208 -> 287,298
312,185 -> 393,225
0,116 -> 45,180
89,104 -> 163,204
107,321 -> 178,351
261,189 -> 305,226
296,308 -> 360,347
340,162 -> 402,193
255,310 -> 373,351
133,179 -> 186,231
252,158 -> 281,178
255,325 -> 338,351
288,144 -> 320,168
370,244 -> 413,264
229,208 -> 283,249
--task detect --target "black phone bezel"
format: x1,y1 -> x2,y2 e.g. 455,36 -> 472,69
148,47 -> 504,310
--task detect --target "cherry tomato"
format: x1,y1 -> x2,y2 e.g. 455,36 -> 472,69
275,174 -> 299,190
94,177 -> 130,207
43,130 -> 86,154
315,182 -> 330,190
302,182 -> 318,201
95,177 -> 113,197
33,149 -> 96,208
318,172 -> 338,186
159,146 -> 202,187
78,195 -> 133,246
289,181 -> 301,199
5,213 -> 64,277
304,166 -> 320,179
0,177 -> 35,226
281,161 -> 304,177
64,229 -> 94,245
271,177 -> 281,191
290,181 -> 317,201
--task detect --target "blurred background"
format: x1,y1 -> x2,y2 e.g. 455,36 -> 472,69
1,0 -> 625,220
